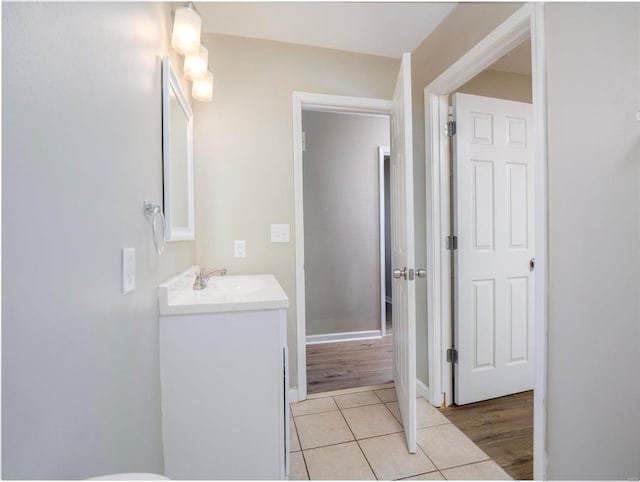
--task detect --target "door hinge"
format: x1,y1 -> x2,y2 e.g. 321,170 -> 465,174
446,120 -> 456,137
446,235 -> 458,250
446,348 -> 458,364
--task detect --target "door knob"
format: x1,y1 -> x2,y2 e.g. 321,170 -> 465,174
393,268 -> 407,279
416,269 -> 427,278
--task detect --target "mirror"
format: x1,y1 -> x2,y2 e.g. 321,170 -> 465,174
162,57 -> 195,241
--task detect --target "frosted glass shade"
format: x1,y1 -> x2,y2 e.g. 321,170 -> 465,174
171,6 -> 201,55
193,71 -> 213,102
184,44 -> 208,81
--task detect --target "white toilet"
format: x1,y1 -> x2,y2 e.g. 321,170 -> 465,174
89,473 -> 169,480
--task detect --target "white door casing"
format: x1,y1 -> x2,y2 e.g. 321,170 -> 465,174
453,93 -> 534,405
390,52 -> 417,452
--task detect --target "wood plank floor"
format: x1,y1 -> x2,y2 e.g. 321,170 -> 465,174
306,323 -> 393,394
439,390 -> 534,480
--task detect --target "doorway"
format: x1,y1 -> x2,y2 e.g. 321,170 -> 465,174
301,109 -> 392,394
440,35 -> 535,481
294,54 -> 419,453
424,4 -> 546,479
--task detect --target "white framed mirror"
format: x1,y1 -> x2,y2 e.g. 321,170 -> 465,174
162,57 -> 195,241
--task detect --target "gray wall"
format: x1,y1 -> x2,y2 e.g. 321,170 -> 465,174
545,3 -> 640,479
193,32 -> 399,387
2,3 -> 195,479
302,111 -> 389,336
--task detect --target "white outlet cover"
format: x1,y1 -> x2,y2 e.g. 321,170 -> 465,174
122,248 -> 135,295
271,224 -> 290,243
234,240 -> 246,258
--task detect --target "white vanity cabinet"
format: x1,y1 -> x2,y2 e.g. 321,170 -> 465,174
158,269 -> 289,480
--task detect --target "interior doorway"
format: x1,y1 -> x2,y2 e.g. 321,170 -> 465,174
300,109 -> 392,395
432,29 -> 536,481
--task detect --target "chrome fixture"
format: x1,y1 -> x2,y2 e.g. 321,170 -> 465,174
144,200 -> 166,255
193,268 -> 227,290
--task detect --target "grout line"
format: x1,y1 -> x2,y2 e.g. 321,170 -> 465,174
307,382 -> 395,399
292,407 -> 339,418
336,400 -> 383,410
437,457 -> 494,473
299,449 -> 311,480
334,400 -> 380,480
396,469 -> 444,481
382,401 -> 403,425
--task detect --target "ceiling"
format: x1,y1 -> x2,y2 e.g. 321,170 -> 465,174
195,2 -> 457,59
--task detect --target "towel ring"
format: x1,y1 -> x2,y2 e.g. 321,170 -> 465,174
144,201 -> 166,255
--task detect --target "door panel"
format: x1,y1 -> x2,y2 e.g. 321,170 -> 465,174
453,93 -> 534,405
390,52 -> 416,452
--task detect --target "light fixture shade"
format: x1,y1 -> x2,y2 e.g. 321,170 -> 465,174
184,44 -> 208,81
193,71 -> 213,102
171,6 -> 202,55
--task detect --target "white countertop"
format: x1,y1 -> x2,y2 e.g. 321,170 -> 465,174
158,266 -> 289,315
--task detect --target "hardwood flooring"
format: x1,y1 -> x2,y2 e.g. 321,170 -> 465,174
439,390 -> 534,480
306,312 -> 393,394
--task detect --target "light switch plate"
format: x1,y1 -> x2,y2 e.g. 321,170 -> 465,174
234,240 -> 246,258
271,224 -> 290,243
122,248 -> 135,295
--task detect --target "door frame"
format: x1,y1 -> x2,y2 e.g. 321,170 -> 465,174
292,92 -> 392,401
378,145 -> 391,337
423,3 -> 547,479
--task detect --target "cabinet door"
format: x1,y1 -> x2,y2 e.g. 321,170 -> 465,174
160,310 -> 286,480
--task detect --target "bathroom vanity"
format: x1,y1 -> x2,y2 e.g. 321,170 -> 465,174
158,267 -> 289,480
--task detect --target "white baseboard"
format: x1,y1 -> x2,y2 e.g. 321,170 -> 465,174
305,330 -> 382,345
288,387 -> 299,404
416,379 -> 430,403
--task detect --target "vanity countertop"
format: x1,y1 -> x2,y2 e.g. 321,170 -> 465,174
158,266 -> 289,316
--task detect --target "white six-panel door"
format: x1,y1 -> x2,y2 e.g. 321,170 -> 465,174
453,93 -> 534,405
391,52 -> 417,451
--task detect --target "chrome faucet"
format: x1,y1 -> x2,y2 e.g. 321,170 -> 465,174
193,268 -> 227,290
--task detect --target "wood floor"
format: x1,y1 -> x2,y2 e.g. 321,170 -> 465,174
439,390 -> 534,480
306,321 -> 393,394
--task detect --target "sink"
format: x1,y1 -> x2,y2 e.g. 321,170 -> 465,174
158,267 -> 289,315
206,276 -> 264,296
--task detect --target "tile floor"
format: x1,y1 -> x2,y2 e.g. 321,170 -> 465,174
289,385 -> 511,480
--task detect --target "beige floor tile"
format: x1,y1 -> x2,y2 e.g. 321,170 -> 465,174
416,424 -> 489,470
359,432 -> 437,480
291,397 -> 338,417
403,471 -> 445,480
341,403 -> 403,439
334,391 -> 381,409
290,419 -> 301,452
385,401 -> 403,425
304,441 -> 375,480
289,451 -> 308,480
295,411 -> 354,449
375,387 -> 397,402
441,460 -> 511,480
416,398 -> 450,428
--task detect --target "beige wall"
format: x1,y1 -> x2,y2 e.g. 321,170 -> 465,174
545,3 -> 640,479
302,111 -> 389,337
458,69 -> 532,103
410,2 -> 524,386
2,2 -> 194,478
193,33 -> 399,387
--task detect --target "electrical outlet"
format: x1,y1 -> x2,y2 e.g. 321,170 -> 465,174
271,224 -> 290,243
122,248 -> 135,295
234,240 -> 246,258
